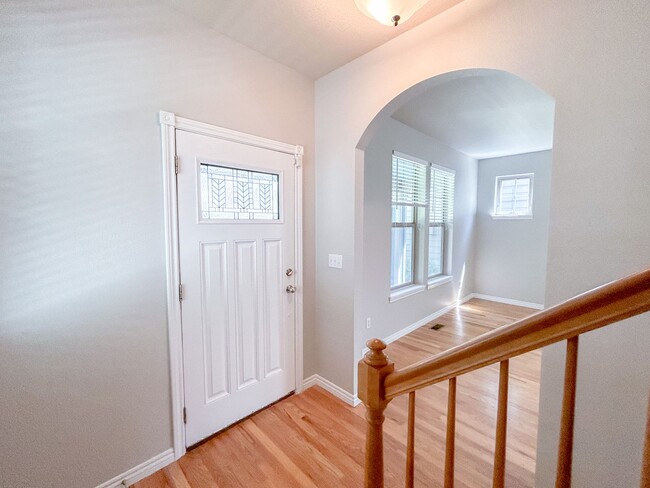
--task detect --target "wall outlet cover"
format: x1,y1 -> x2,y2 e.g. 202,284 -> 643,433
328,254 -> 343,269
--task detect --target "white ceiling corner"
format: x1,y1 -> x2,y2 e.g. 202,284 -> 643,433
158,0 -> 466,79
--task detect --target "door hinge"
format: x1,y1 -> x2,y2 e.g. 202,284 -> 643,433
174,155 -> 179,174
183,407 -> 187,424
178,283 -> 184,301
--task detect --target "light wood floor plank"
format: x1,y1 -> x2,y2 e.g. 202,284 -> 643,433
133,299 -> 539,488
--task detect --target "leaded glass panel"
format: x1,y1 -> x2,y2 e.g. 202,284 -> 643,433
200,164 -> 280,220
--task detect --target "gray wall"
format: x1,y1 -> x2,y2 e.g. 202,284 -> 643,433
357,117 -> 477,353
474,151 -> 552,305
0,1 -> 314,487
315,0 -> 650,484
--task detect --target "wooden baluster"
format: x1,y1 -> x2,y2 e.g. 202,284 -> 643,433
444,377 -> 457,488
493,360 -> 509,488
640,393 -> 649,488
555,336 -> 579,488
405,391 -> 416,488
358,339 -> 395,488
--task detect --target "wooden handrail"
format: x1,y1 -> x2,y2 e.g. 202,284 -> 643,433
383,268 -> 650,400
359,268 -> 650,488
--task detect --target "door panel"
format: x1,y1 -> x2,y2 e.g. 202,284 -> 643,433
234,239 -> 259,389
263,239 -> 283,377
200,241 -> 230,403
176,130 -> 296,447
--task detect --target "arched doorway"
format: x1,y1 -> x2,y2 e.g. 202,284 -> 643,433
353,68 -> 555,485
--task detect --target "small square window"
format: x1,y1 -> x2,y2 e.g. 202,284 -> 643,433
493,174 -> 533,218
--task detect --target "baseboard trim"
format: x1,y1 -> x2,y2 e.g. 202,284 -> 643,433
303,374 -> 361,407
381,293 -> 474,347
468,293 -> 544,310
95,448 -> 175,488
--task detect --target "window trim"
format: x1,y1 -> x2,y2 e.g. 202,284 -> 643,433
427,275 -> 453,289
388,284 -> 427,303
492,173 -> 534,219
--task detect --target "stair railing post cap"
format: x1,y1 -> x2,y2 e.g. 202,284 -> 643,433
364,339 -> 389,367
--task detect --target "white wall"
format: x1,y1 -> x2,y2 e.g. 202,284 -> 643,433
474,150 -> 552,305
314,0 -> 650,485
358,117 -> 477,351
0,1 -> 314,487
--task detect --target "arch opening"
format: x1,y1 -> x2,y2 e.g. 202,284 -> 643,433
354,68 -> 556,484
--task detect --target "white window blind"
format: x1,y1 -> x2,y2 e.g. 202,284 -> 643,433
392,155 -> 427,206
495,174 -> 533,217
430,167 -> 455,224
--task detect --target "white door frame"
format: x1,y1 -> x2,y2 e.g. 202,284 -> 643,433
159,111 -> 304,459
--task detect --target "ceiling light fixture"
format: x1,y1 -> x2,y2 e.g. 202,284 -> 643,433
354,0 -> 430,27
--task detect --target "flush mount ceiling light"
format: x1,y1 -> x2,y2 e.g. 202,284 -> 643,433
354,0 -> 430,26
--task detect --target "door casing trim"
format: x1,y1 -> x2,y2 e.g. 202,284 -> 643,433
159,111 -> 304,460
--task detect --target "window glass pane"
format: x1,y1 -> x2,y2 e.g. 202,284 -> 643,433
498,179 -> 516,213
200,164 -> 280,220
428,225 -> 443,277
392,205 -> 415,223
391,226 -> 414,287
513,178 -> 531,213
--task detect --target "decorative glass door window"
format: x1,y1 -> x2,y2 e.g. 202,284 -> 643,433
200,163 -> 280,221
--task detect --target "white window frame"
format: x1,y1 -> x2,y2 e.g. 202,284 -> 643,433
390,152 -> 455,302
492,173 -> 534,219
390,152 -> 428,292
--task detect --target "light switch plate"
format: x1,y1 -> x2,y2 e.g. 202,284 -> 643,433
328,254 -> 343,269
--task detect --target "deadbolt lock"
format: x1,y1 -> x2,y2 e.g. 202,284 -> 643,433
285,268 -> 294,277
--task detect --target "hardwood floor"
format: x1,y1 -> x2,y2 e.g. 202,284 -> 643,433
134,299 -> 540,488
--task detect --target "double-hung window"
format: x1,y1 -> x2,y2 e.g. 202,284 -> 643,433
390,154 -> 427,289
428,166 -> 455,279
390,152 -> 455,297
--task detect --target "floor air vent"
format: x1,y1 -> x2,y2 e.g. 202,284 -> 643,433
430,323 -> 445,330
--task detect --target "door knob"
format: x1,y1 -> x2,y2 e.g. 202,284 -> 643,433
286,285 -> 296,294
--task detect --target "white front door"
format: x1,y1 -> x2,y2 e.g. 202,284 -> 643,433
176,129 -> 296,447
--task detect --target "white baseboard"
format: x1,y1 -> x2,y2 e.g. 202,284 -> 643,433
303,293 -> 540,412
380,293 -> 474,347
96,448 -> 175,488
303,374 -> 361,407
468,293 -> 544,310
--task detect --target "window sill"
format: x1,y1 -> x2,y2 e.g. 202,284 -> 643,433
491,214 -> 533,220
389,284 -> 426,303
427,275 -> 452,289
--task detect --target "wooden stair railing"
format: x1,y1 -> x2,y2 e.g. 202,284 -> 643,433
358,268 -> 650,488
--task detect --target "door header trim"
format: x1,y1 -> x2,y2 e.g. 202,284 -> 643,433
159,111 -> 304,164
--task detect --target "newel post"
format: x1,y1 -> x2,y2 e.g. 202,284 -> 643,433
358,339 -> 395,488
